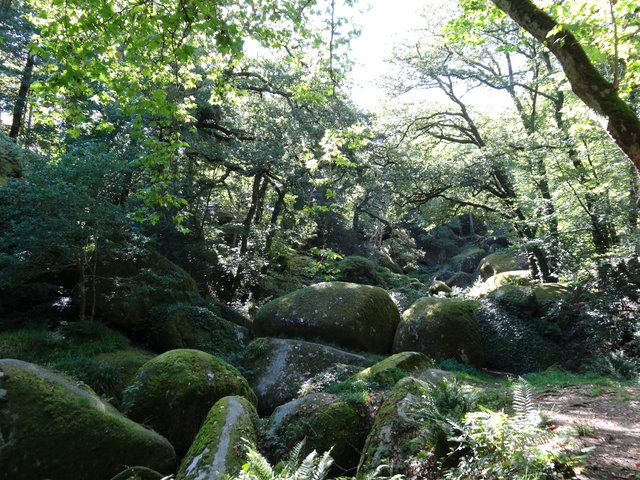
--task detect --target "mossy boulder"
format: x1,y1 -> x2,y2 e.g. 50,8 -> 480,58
475,299 -> 561,373
144,303 -> 249,358
470,270 -> 532,297
491,285 -> 539,316
94,248 -> 201,333
429,280 -> 452,296
337,255 -> 383,285
253,282 -> 401,354
445,271 -> 474,289
122,349 -> 256,455
452,248 -> 487,273
0,359 -> 176,480
393,298 -> 484,367
265,395 -> 370,474
243,337 -> 368,414
177,396 -> 257,480
0,133 -> 23,186
478,252 -> 522,279
358,377 -> 431,475
533,283 -> 570,304
352,352 -> 434,388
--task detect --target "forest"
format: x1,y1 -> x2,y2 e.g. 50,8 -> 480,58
0,0 -> 639,479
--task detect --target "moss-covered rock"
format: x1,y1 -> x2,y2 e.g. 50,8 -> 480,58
337,256 -> 383,286
243,337 -> 368,414
429,280 -> 452,296
393,298 -> 484,367
490,285 -> 539,316
474,299 -> 561,373
122,349 -> 256,455
533,283 -> 570,304
0,359 -> 176,480
478,252 -> 523,279
253,282 -> 401,354
357,377 -> 431,475
0,133 -> 23,186
452,248 -> 487,273
445,271 -> 474,289
177,396 -> 257,480
352,352 -> 434,388
94,248 -> 201,333
144,303 -> 249,359
265,395 -> 370,474
470,270 -> 532,297
305,400 -> 370,473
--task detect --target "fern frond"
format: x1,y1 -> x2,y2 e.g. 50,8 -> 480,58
244,445 -> 274,480
293,450 -> 318,480
512,380 -> 540,429
311,449 -> 333,480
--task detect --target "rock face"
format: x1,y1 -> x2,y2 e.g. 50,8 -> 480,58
265,394 -> 370,474
144,303 -> 249,358
177,396 -> 257,480
0,359 -> 176,480
122,349 -> 256,455
243,337 -> 369,414
94,248 -> 201,333
358,377 -> 430,475
253,282 -> 401,354
393,297 -> 484,367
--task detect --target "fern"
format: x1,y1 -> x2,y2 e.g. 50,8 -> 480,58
512,380 -> 540,430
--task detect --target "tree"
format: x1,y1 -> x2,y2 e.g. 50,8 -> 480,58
489,0 -> 640,179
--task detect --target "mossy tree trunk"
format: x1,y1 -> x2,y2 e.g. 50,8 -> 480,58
491,0 -> 640,180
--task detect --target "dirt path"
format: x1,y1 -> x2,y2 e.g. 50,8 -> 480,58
537,385 -> 640,480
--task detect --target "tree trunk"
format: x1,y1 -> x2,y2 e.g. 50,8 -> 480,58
491,0 -> 640,175
9,54 -> 35,139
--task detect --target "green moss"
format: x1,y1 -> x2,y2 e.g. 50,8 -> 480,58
532,283 -> 570,303
479,252 -> 521,279
253,282 -> 401,354
393,298 -> 484,367
122,349 -> 256,455
358,377 -> 430,475
474,299 -> 560,373
0,359 -> 176,480
177,396 -> 258,480
144,303 -> 248,361
352,352 -> 435,388
305,400 -> 370,472
0,132 -> 23,185
0,323 -> 150,404
94,248 -> 201,333
336,255 -> 383,286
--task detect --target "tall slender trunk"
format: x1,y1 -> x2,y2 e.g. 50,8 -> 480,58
230,172 -> 265,299
9,54 -> 35,139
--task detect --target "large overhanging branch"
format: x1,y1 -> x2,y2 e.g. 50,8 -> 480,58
491,0 -> 640,177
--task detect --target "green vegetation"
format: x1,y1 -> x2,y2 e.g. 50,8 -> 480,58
1,0 -> 639,478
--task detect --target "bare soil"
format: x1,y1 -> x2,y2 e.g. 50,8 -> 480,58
537,385 -> 640,480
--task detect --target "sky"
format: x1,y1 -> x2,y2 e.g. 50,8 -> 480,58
347,0 -> 427,110
345,0 -> 512,114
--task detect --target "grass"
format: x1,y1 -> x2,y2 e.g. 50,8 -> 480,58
0,322 -> 152,405
522,369 -> 623,388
